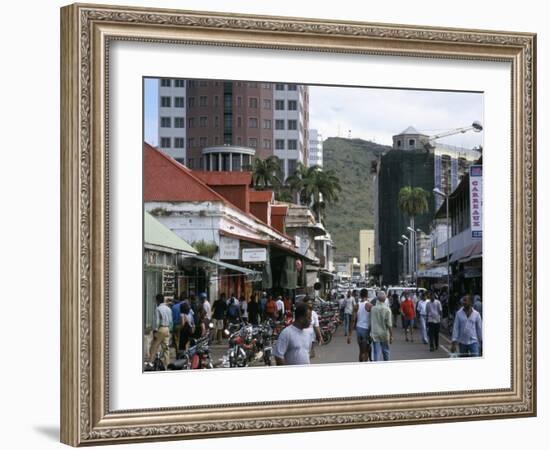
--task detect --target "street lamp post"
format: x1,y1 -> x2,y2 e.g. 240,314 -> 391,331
407,226 -> 417,283
401,234 -> 410,283
397,241 -> 406,283
433,188 -> 451,297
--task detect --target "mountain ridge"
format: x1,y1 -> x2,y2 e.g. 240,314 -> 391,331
322,137 -> 390,262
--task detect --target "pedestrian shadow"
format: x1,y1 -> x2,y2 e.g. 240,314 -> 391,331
33,425 -> 59,441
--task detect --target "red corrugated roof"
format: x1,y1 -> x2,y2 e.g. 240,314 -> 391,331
144,143 -> 226,203
193,171 -> 252,186
249,190 -> 274,202
271,205 -> 288,215
144,143 -> 294,244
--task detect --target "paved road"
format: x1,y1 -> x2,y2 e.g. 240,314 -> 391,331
204,322 -> 452,368
312,323 -> 451,364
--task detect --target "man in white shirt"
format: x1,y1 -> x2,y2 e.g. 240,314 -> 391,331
275,296 -> 285,321
273,303 -> 312,365
149,294 -> 173,368
200,293 -> 212,321
349,288 -> 372,362
305,297 -> 323,357
343,291 -> 356,336
416,293 -> 429,344
451,294 -> 483,357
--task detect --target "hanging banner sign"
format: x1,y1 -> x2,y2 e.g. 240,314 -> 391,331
242,248 -> 267,262
219,236 -> 240,260
469,165 -> 483,239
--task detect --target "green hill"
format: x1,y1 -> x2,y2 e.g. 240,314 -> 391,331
322,137 -> 390,262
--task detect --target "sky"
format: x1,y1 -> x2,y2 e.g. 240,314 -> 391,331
144,78 -> 483,149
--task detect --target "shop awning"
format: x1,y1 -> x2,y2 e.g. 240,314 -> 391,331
144,212 -> 198,254
189,254 -> 261,279
417,266 -> 448,278
450,240 -> 483,263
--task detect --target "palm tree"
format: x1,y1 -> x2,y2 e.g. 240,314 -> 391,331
285,163 -> 319,205
397,186 -> 430,230
247,155 -> 283,190
302,168 -> 342,222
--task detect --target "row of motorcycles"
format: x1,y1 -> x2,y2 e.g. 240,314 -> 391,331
144,299 -> 343,371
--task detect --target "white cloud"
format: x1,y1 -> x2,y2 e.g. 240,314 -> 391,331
309,85 -> 483,148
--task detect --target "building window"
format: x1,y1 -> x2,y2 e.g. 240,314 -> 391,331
188,118 -> 195,128
214,96 -> 219,107
288,100 -> 297,110
237,82 -> 242,87
215,136 -> 219,144
174,138 -> 185,148
187,158 -> 194,169
232,154 -> 241,171
288,139 -> 298,150
287,84 -> 297,91
275,83 -> 285,90
263,139 -> 272,149
237,117 -> 242,128
248,82 -> 258,88
262,83 -> 272,89
160,137 -> 171,148
187,137 -> 195,148
174,117 -> 184,128
175,157 -> 185,165
188,97 -> 195,108
160,117 -> 171,128
174,97 -> 185,108
275,119 -> 285,130
199,157 -> 204,169
237,137 -> 242,145
409,139 -> 415,146
275,100 -> 285,110
397,140 -> 402,147
199,96 -> 208,107
224,135 -> 232,145
222,153 -> 230,171
263,99 -> 272,109
199,116 -> 208,127
160,96 -> 171,107
279,159 -> 285,175
224,115 -> 232,130
288,158 -> 297,174
249,97 -> 258,108
224,94 -> 232,110
237,96 -> 242,107
275,139 -> 285,150
188,80 -> 196,88
249,117 -> 258,128
160,79 -> 171,87
263,119 -> 272,129
248,138 -> 257,148
174,79 -> 185,88
288,120 -> 297,130
199,137 -> 208,147
199,80 -> 208,87
215,116 -> 219,128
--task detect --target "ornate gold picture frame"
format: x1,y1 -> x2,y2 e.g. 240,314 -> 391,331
60,3 -> 536,446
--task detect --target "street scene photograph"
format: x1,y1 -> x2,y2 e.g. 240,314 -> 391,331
142,78 -> 484,372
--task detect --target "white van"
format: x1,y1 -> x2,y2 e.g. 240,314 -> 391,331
387,286 -> 427,300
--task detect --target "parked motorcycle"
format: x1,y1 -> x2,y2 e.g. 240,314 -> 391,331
168,323 -> 215,370
223,320 -> 274,367
144,351 -> 166,372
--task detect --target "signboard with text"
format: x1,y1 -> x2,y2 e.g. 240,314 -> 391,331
242,248 -> 267,262
469,165 -> 483,239
219,236 -> 240,260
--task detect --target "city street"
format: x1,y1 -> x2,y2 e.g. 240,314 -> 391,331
312,323 -> 450,364
202,322 -> 451,369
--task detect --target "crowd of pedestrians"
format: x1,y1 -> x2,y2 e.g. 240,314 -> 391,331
147,286 -> 483,367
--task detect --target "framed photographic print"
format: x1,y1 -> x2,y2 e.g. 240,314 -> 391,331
60,3 -> 536,446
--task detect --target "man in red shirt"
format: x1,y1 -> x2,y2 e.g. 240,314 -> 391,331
400,293 -> 416,342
